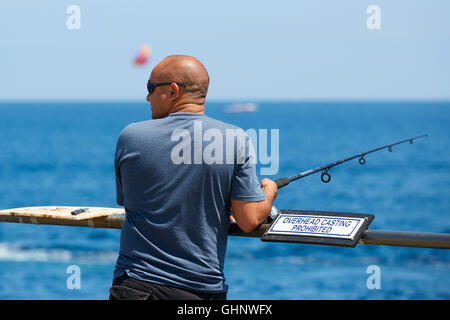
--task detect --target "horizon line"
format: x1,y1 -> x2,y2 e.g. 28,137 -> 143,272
0,98 -> 449,104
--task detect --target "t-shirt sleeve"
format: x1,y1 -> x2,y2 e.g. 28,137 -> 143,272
115,143 -> 124,207
229,133 -> 266,201
114,127 -> 131,207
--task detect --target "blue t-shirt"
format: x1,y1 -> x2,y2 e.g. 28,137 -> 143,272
113,112 -> 265,292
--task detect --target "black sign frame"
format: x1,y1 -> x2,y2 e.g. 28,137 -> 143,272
261,209 -> 374,247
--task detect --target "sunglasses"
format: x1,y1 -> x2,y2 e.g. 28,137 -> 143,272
147,81 -> 187,95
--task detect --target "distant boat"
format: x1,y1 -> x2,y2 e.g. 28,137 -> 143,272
224,102 -> 258,113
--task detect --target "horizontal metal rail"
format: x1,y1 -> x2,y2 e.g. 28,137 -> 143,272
1,214 -> 450,249
358,230 -> 450,249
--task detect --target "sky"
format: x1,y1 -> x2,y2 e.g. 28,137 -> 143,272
0,0 -> 449,101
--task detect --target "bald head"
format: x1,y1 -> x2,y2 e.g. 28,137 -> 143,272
152,55 -> 210,100
147,55 -> 210,118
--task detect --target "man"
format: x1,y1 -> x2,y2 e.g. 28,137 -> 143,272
110,55 -> 277,300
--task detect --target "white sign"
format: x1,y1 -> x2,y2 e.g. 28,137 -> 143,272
267,214 -> 366,240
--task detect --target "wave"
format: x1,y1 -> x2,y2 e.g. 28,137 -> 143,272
227,238 -> 450,267
0,242 -> 118,264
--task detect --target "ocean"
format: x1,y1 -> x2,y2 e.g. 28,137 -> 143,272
0,101 -> 449,300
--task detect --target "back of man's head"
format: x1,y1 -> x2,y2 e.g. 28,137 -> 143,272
148,55 -> 210,118
156,55 -> 210,100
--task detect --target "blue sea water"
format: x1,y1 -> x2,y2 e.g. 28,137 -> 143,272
0,101 -> 449,300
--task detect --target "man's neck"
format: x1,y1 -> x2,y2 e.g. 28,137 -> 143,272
168,103 -> 205,115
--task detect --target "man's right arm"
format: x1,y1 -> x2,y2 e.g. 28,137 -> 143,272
115,165 -> 124,206
230,178 -> 278,233
114,130 -> 127,207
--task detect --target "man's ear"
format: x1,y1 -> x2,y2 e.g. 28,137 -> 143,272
169,83 -> 180,98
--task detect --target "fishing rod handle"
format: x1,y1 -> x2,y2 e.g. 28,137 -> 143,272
275,177 -> 290,189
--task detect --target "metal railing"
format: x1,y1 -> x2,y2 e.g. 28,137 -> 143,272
1,213 -> 449,249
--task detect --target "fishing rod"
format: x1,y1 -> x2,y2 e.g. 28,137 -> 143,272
274,134 -> 429,189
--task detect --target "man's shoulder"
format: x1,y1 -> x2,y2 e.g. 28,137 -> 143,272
202,115 -> 244,132
118,115 -> 246,136
119,120 -> 151,136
